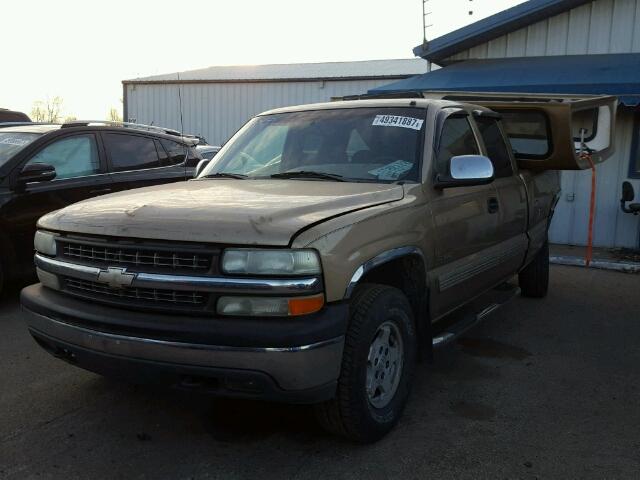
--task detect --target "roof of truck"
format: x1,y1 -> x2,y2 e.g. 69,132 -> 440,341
259,98 -> 467,116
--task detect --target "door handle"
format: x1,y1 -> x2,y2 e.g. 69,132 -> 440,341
89,187 -> 112,195
487,197 -> 499,214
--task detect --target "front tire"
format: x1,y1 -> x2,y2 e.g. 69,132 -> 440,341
315,284 -> 417,443
519,241 -> 549,298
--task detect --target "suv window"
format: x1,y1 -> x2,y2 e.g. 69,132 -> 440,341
475,117 -> 513,178
104,133 -> 160,172
27,134 -> 100,179
160,139 -> 187,166
436,116 -> 479,174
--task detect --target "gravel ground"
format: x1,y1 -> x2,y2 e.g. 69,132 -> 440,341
1,265 -> 639,479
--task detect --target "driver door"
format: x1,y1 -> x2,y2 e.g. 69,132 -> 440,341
4,133 -> 111,269
428,113 -> 504,319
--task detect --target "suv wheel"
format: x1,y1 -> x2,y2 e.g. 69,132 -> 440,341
519,240 -> 549,298
315,284 -> 416,443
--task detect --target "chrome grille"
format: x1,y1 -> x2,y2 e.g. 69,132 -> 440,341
60,241 -> 212,272
65,278 -> 207,306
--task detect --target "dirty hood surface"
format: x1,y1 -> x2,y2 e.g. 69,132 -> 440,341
39,179 -> 404,245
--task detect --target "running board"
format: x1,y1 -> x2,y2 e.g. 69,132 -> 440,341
432,283 -> 520,348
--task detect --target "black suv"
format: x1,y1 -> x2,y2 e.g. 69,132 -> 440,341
0,121 -> 201,293
0,109 -> 31,123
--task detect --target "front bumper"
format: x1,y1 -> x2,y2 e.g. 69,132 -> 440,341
21,284 -> 347,404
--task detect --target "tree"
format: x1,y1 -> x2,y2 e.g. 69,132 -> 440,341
31,101 -> 46,122
31,97 -> 64,123
108,107 -> 122,123
45,97 -> 63,123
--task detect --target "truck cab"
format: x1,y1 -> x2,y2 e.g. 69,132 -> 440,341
21,96 -> 616,442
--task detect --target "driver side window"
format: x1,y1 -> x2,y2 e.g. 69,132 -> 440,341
436,116 -> 479,174
28,134 -> 100,180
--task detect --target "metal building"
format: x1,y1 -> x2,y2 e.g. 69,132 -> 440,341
374,0 -> 640,249
122,59 -> 427,147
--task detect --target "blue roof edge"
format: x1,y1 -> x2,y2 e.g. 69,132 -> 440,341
414,0 -> 592,62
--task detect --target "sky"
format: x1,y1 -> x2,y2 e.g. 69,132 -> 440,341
1,0 -> 524,120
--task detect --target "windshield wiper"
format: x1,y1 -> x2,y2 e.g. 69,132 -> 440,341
202,172 -> 248,179
270,171 -> 345,182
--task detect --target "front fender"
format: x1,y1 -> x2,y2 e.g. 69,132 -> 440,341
293,200 -> 433,303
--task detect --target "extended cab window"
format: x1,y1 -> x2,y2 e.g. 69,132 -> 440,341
104,133 -> 160,172
475,117 -> 513,178
436,116 -> 479,174
27,134 -> 100,179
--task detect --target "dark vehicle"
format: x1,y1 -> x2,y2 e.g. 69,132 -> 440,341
0,109 -> 31,123
0,121 -> 200,293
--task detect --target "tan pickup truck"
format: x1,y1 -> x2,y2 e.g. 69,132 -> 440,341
21,94 -> 616,442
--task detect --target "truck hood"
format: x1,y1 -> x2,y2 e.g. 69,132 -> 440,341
38,179 -> 404,245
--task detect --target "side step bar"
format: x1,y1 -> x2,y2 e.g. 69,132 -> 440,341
432,283 -> 520,348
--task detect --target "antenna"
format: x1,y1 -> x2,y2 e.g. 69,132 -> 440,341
422,0 -> 433,45
176,71 -> 188,161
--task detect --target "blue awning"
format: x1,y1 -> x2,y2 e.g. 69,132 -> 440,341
369,54 -> 640,106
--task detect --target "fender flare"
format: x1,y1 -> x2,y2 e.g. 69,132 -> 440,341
343,246 -> 426,299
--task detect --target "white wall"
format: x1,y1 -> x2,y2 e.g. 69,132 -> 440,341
125,78 -> 399,146
446,0 -> 640,61
549,109 -> 640,248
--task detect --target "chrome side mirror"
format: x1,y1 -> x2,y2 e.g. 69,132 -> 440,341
435,155 -> 495,189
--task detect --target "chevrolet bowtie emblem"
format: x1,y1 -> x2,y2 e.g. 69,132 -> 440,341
97,267 -> 136,289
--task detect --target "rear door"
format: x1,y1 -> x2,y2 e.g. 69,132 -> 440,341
102,132 -> 188,193
472,112 -> 529,279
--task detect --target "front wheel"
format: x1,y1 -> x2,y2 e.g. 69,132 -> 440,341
315,284 -> 417,443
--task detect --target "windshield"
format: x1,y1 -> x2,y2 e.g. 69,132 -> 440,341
0,132 -> 42,168
201,107 -> 426,183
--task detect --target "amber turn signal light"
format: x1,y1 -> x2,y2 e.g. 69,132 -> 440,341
288,294 -> 325,316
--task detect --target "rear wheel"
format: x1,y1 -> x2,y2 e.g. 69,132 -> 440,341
315,284 -> 416,443
519,241 -> 549,298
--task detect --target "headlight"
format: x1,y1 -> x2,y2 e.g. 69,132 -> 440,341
217,294 -> 324,317
34,230 -> 57,256
222,249 -> 321,275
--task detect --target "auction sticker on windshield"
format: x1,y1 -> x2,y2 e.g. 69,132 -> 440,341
372,115 -> 424,131
0,138 -> 30,146
368,160 -> 413,180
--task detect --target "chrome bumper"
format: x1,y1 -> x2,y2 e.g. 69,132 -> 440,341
24,308 -> 344,391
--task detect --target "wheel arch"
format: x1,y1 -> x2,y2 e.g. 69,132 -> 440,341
344,247 -> 431,359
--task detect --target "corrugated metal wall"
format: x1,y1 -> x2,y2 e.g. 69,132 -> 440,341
549,109 -> 639,248
442,0 -> 640,248
125,79 -> 397,146
447,0 -> 640,61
